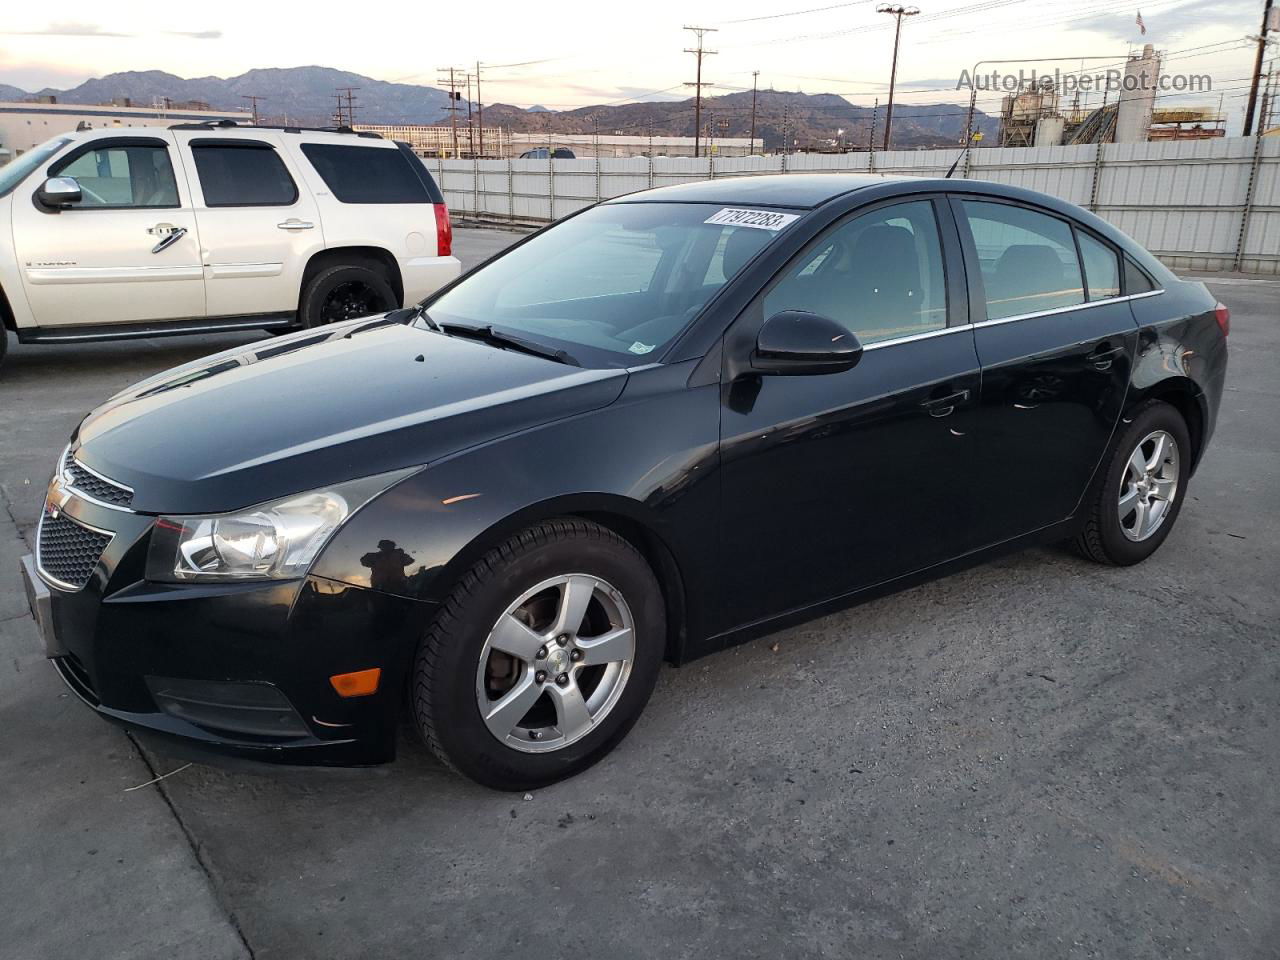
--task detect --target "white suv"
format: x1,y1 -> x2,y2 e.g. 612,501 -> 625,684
0,122 -> 460,366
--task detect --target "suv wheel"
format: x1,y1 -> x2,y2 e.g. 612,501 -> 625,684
299,262 -> 397,328
1074,400 -> 1192,565
0,327 -> 8,371
413,519 -> 666,790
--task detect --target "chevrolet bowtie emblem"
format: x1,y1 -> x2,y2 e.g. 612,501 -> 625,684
46,478 -> 73,519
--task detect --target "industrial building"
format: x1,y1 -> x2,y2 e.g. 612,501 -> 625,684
353,124 -> 757,159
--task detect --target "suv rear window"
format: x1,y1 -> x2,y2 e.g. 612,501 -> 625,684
191,142 -> 297,207
300,143 -> 433,204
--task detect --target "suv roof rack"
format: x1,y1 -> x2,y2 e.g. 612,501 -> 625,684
168,120 -> 382,138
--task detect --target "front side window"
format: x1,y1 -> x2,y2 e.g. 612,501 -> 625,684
51,143 -> 179,208
191,144 -> 297,207
1077,231 -> 1121,300
300,144 -> 429,203
427,202 -> 790,366
960,200 -> 1085,320
0,136 -> 70,197
763,200 -> 948,345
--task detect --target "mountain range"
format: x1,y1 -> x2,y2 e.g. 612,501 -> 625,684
2,66 -> 998,150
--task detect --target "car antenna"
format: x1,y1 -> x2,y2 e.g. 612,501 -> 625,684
945,131 -> 981,179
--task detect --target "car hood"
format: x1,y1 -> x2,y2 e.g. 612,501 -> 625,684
72,317 -> 628,514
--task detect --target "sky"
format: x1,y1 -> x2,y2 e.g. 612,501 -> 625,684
0,0 -> 1269,131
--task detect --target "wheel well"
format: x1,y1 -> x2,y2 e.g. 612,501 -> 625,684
1142,380 -> 1205,471
300,247 -> 404,308
0,283 -> 16,333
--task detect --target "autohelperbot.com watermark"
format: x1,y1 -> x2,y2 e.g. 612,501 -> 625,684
956,68 -> 1212,95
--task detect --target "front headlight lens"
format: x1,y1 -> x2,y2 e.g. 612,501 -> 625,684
146,471 -> 415,583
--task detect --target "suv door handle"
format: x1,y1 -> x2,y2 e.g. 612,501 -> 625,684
277,219 -> 315,231
150,226 -> 187,254
920,389 -> 970,418
1086,342 -> 1125,370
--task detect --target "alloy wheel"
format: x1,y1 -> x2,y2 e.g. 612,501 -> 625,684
474,574 -> 636,754
320,280 -> 385,324
1118,429 -> 1180,542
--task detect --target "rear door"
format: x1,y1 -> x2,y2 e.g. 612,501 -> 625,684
175,132 -> 324,319
12,134 -> 205,327
952,196 -> 1138,543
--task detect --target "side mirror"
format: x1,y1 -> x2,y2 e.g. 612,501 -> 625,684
752,310 -> 863,375
36,176 -> 82,212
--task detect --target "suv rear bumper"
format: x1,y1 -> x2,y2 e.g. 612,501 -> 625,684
401,255 -> 461,304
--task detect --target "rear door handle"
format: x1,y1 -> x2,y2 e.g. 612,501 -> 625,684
1086,343 -> 1125,370
920,389 -> 970,418
277,219 -> 315,231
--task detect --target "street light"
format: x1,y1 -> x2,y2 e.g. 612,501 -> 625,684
877,3 -> 919,151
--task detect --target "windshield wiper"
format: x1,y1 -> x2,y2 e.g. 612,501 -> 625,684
436,321 -> 581,367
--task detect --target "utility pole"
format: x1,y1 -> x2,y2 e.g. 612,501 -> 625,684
749,70 -> 760,153
241,94 -> 265,125
475,61 -> 485,158
465,73 -> 475,157
334,87 -> 360,126
438,67 -> 462,158
683,25 -> 718,158
877,4 -> 920,151
1243,0 -> 1276,135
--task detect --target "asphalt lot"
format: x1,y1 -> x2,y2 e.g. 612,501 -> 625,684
1,228 -> 1277,960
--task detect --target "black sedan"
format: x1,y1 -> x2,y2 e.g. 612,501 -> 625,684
21,174 -> 1228,789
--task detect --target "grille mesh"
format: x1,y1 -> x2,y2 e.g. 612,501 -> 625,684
63,449 -> 132,508
38,514 -> 111,589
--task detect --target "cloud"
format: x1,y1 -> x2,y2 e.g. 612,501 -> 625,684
168,30 -> 223,40
4,22 -> 133,38
1068,2 -> 1254,41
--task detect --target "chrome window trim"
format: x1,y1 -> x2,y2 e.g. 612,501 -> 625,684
860,289 -> 1165,351
35,510 -> 115,593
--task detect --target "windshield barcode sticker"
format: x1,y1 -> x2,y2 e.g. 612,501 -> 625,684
704,208 -> 800,231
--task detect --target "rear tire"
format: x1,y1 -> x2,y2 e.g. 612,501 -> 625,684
298,262 -> 397,328
1074,400 -> 1191,565
412,519 -> 665,790
0,328 -> 8,371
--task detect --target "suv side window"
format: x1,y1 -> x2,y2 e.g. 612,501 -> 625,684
191,142 -> 297,207
51,143 -> 179,208
763,199 -> 948,345
959,200 -> 1085,320
300,144 -> 430,203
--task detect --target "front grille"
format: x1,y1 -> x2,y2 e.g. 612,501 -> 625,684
37,513 -> 111,590
63,448 -> 133,508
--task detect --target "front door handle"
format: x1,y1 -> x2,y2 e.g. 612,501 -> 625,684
277,219 -> 315,231
150,225 -> 187,254
1086,342 -> 1125,370
920,389 -> 970,418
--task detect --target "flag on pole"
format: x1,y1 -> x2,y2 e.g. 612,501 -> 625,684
1136,10 -> 1146,34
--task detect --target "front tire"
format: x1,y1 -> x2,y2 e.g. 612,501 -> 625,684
1074,400 -> 1191,565
299,262 -> 397,328
413,519 -> 666,790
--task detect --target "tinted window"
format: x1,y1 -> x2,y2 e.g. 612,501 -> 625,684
192,144 -> 296,206
301,144 -> 429,203
1124,256 -> 1156,294
0,136 -> 70,197
1077,231 -> 1120,300
52,143 -> 178,207
960,200 -> 1084,320
764,200 -> 947,344
428,202 -> 789,366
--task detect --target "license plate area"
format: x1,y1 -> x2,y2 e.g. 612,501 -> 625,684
19,554 -> 67,658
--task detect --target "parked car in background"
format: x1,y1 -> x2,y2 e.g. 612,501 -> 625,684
20,174 -> 1227,790
0,122 -> 459,369
519,147 -> 576,159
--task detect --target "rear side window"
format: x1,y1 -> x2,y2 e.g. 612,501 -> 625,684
300,144 -> 430,203
1124,256 -> 1157,294
191,143 -> 297,207
1076,231 -> 1121,300
960,200 -> 1085,320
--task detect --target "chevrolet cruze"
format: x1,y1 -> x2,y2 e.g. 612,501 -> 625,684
21,174 -> 1228,790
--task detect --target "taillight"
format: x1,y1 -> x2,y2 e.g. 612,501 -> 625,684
1214,301 -> 1230,338
434,203 -> 452,258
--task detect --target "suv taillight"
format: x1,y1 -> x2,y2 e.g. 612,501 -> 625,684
1214,301 -> 1230,338
434,203 -> 452,258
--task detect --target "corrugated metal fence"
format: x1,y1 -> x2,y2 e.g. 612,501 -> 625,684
433,136 -> 1280,275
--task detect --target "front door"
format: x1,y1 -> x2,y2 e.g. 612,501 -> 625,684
718,198 -> 982,629
12,135 -> 205,328
951,197 -> 1139,543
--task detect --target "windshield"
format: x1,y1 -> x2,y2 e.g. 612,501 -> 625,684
424,202 -> 797,367
0,136 -> 72,198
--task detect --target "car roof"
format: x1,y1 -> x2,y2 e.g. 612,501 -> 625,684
608,173 -> 917,209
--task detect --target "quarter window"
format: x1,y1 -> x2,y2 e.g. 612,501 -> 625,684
300,144 -> 430,203
1077,231 -> 1121,300
51,143 -> 179,208
1124,256 -> 1156,294
763,200 -> 948,345
959,200 -> 1085,320
191,144 -> 297,207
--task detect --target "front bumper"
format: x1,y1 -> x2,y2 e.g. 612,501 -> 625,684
20,495 -> 436,767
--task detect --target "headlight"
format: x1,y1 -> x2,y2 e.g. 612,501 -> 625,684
145,471 -> 415,583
